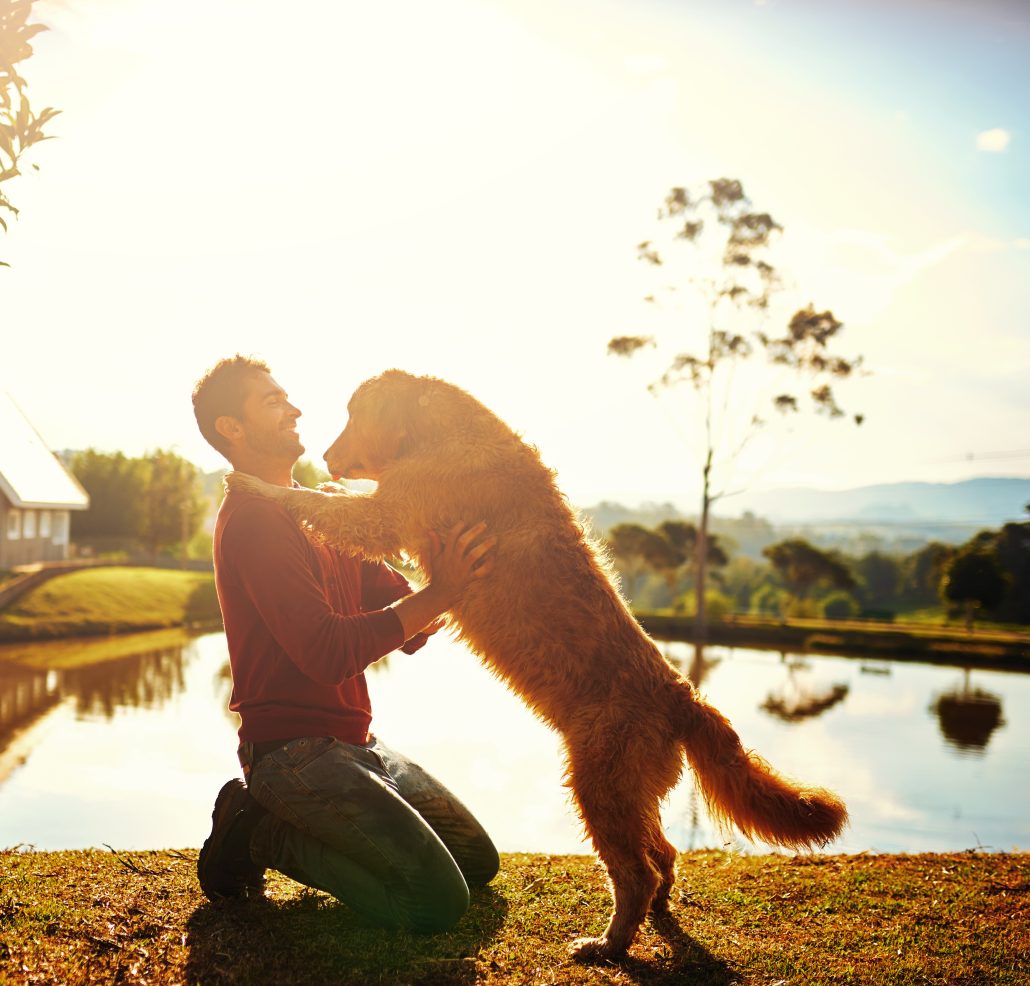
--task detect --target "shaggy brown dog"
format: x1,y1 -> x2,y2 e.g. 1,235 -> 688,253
225,369 -> 847,962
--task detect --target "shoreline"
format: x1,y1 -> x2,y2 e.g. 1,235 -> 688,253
639,612 -> 1030,670
1,567 -> 1028,669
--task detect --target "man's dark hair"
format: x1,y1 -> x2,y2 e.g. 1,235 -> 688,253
192,354 -> 271,456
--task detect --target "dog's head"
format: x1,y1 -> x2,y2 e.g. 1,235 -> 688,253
324,369 -> 440,480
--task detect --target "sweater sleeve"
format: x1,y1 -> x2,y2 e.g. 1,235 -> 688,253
223,499 -> 406,684
360,559 -> 430,655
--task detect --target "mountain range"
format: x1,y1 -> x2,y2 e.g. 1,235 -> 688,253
723,477 -> 1030,527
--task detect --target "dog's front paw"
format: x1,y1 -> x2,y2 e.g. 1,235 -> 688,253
569,936 -> 625,964
224,471 -> 277,499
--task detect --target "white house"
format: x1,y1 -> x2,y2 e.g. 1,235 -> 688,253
0,392 -> 89,569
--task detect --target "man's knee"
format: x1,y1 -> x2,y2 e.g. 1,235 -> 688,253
464,842 -> 500,888
407,869 -> 470,933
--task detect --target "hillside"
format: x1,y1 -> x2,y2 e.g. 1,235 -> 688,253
579,477 -> 1030,556
726,476 -> 1030,526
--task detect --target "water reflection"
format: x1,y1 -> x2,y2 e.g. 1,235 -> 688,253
0,631 -> 195,789
61,647 -> 187,719
0,666 -> 62,755
761,656 -> 850,723
0,642 -> 188,725
216,660 -> 241,730
0,633 -> 1028,854
931,669 -> 1006,755
680,643 -> 721,687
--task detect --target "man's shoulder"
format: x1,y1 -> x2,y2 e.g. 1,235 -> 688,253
218,492 -> 296,540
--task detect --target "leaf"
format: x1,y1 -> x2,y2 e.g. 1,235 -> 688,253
607,335 -> 655,357
20,23 -> 49,43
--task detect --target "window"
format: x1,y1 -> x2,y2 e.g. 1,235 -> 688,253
6,509 -> 21,540
39,511 -> 51,538
23,510 -> 37,539
52,510 -> 69,546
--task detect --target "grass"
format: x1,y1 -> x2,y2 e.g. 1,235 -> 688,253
0,568 -> 221,641
0,625 -> 200,671
638,611 -> 1030,668
0,849 -> 1025,985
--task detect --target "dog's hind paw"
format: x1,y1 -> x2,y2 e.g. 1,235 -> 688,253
569,936 -> 625,964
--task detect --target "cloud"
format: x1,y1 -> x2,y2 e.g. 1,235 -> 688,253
976,128 -> 1011,152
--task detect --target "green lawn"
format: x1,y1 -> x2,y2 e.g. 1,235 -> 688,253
0,567 -> 221,641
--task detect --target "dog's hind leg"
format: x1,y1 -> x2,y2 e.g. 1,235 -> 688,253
568,778 -> 662,963
644,818 -> 678,918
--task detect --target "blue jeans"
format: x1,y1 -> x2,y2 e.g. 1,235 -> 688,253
240,735 -> 499,933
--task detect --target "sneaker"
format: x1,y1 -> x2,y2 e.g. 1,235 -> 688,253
198,778 -> 265,900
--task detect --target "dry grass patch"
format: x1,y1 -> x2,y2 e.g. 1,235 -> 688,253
0,849 -> 1026,985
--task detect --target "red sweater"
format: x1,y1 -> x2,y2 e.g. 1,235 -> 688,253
213,488 -> 426,744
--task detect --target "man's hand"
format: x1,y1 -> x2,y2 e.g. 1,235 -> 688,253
423,522 -> 496,608
421,617 -> 448,638
389,521 -> 496,640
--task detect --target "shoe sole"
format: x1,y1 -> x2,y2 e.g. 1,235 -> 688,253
198,778 -> 252,900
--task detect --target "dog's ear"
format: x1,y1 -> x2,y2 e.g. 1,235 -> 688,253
360,371 -> 421,469
367,423 -> 408,470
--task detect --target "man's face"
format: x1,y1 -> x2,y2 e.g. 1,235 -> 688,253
236,371 -> 304,461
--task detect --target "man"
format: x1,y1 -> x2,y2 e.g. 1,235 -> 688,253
191,354 -> 499,933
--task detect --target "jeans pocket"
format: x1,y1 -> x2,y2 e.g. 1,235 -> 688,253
278,736 -> 336,771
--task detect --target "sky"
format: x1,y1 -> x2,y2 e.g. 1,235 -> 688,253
2,0 -> 1028,512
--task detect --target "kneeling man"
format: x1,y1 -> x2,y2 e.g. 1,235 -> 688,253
191,355 -> 498,932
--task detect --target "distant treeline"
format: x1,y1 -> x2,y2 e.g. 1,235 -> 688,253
597,508 -> 1030,627
65,451 -> 328,561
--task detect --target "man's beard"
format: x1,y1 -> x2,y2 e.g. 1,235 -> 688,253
246,428 -> 304,459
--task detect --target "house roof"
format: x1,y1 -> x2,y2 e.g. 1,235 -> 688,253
0,393 -> 90,511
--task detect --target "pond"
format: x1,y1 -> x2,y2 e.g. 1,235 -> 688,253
0,629 -> 1027,855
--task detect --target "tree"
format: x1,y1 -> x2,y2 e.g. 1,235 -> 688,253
989,521 -> 1030,624
939,548 -> 1008,632
853,551 -> 900,614
1,0 -> 59,265
718,555 -> 770,613
899,541 -> 954,609
69,450 -> 149,543
942,522 -> 1030,626
140,449 -> 207,560
763,538 -> 855,602
655,519 -> 728,574
69,448 -> 207,558
606,519 -> 728,604
821,591 -> 860,621
606,522 -> 678,600
608,179 -> 861,639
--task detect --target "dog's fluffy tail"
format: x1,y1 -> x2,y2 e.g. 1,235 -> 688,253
677,685 -> 848,850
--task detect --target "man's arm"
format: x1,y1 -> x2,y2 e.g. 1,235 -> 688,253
224,472 -> 403,559
225,499 -> 406,685
362,560 -> 430,655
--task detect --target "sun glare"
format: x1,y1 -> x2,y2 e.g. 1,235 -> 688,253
1,0 -> 1027,502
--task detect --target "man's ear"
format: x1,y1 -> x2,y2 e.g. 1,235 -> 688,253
215,415 -> 244,446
